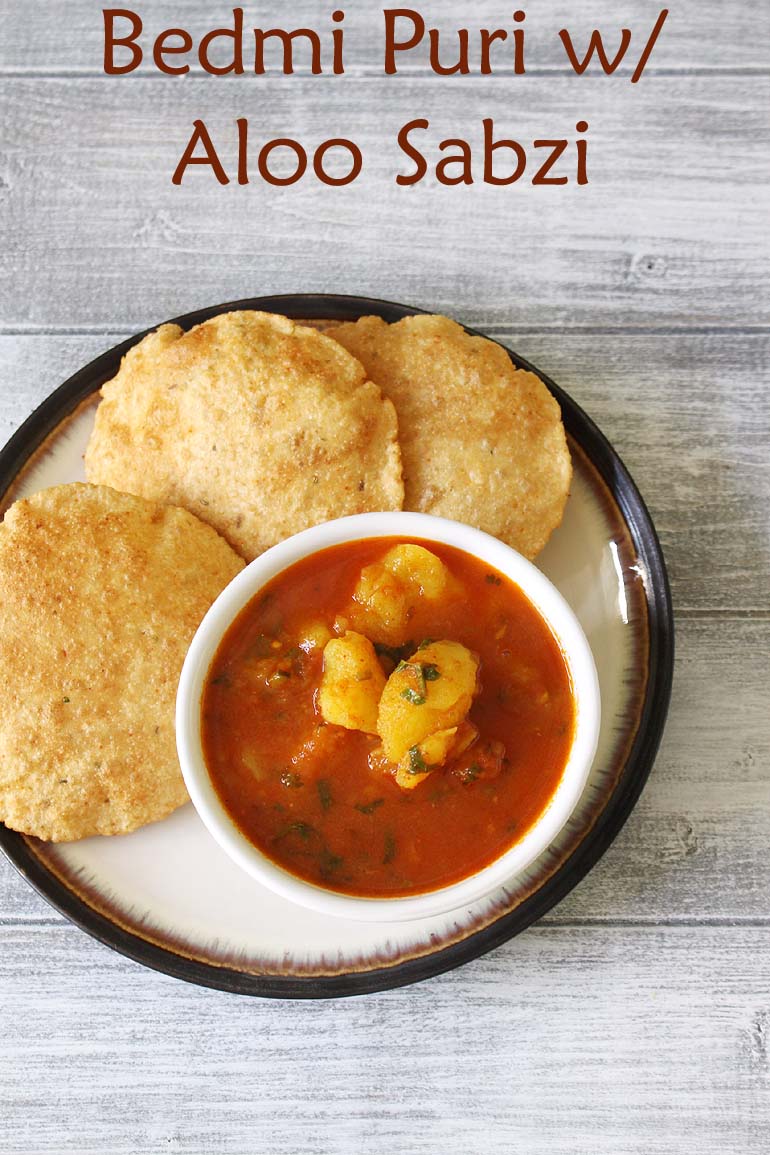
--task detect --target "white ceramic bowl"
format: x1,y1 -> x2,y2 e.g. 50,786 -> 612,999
177,513 -> 601,922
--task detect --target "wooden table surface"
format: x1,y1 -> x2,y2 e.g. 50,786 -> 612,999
1,3 -> 768,1151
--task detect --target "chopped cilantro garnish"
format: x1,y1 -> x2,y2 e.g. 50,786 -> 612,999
407,746 -> 427,774
422,664 -> 441,681
397,659 -> 428,697
355,798 -> 385,815
401,688 -> 426,705
383,832 -> 397,865
274,820 -> 316,842
317,779 -> 333,811
319,849 -> 344,878
375,642 -> 405,665
289,821 -> 314,839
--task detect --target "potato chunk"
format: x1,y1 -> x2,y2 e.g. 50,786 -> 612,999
394,727 -> 458,790
297,620 -> 333,653
393,765 -> 432,791
381,544 -> 450,598
377,640 -> 480,762
349,564 -> 408,645
349,544 -> 458,646
318,633 -> 387,734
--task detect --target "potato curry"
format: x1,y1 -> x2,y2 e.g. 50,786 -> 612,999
202,539 -> 575,898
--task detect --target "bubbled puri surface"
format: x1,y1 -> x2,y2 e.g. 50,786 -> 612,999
327,314 -> 571,559
0,483 -> 244,841
84,311 -> 404,560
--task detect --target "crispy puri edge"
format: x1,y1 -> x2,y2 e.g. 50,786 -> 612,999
0,791 -> 191,844
171,310 -> 374,392
511,396 -> 574,559
3,479 -> 248,551
369,393 -> 405,509
98,324 -> 184,400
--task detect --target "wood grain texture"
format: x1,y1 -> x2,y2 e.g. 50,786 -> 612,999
1,923 -> 769,1154
1,0 -> 768,73
0,1 -> 768,1145
0,74 -> 767,329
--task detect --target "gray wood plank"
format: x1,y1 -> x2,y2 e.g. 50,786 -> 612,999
0,75 -> 767,329
0,857 -> 55,920
1,1 -> 767,74
0,2 -> 766,1141
561,615 -> 770,921
508,330 -> 770,615
0,333 -> 103,440
1,923 -> 768,1154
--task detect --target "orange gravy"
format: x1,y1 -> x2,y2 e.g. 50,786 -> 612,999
202,539 -> 575,897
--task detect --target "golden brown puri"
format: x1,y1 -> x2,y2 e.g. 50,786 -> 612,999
84,311 -> 404,560
326,314 -> 572,559
0,484 -> 244,841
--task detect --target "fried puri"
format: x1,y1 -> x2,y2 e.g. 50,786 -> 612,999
0,484 -> 244,841
326,314 -> 571,558
84,311 -> 404,560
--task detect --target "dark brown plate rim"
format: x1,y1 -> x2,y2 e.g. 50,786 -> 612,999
0,293 -> 674,998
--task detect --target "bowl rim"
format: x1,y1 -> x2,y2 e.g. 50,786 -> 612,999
176,511 -> 601,923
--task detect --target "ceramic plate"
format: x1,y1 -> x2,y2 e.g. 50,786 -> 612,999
0,294 -> 673,998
